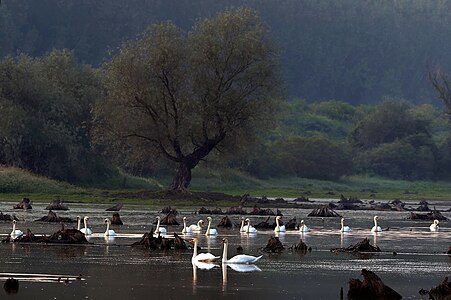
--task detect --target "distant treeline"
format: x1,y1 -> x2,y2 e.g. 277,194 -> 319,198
0,50 -> 450,184
2,0 -> 451,103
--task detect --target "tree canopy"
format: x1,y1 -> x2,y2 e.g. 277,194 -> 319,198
95,8 -> 282,191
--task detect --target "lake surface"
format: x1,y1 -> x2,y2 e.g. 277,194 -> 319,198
0,200 -> 449,299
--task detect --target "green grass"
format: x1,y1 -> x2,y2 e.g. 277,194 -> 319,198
0,166 -> 450,204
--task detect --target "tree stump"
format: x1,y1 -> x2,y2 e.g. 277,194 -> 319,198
254,216 -> 273,229
217,216 -> 232,227
331,238 -> 381,253
408,209 -> 448,221
160,211 -> 179,225
419,276 -> 451,300
45,199 -> 69,210
13,198 -> 32,209
35,210 -> 74,223
4,278 -> 19,294
308,205 -> 342,217
48,228 -> 89,244
262,236 -> 284,253
348,269 -> 402,300
226,206 -> 247,214
285,217 -> 298,230
0,212 -> 18,222
111,213 -> 123,225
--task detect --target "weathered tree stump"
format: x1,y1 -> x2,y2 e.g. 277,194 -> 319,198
308,205 -> 342,217
47,228 -> 89,244
348,269 -> 402,300
131,230 -> 185,250
198,207 -> 211,214
285,217 -> 298,230
111,213 -> 123,225
106,203 -> 123,211
250,206 -> 275,216
294,196 -> 311,202
4,278 -> 19,294
217,216 -> 232,227
227,206 -> 247,215
262,236 -> 284,253
419,277 -> 451,300
13,197 -> 32,209
45,199 -> 69,210
160,210 -> 179,225
331,238 -> 381,253
289,238 -> 311,254
173,232 -> 187,250
35,210 -> 74,223
254,216 -> 273,229
390,199 -> 405,211
417,200 -> 430,211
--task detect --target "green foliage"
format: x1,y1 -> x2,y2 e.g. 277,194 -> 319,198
0,50 -> 105,182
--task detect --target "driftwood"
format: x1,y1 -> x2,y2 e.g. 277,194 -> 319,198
262,236 -> 284,253
390,199 -> 405,211
336,195 -> 362,210
35,210 -> 74,223
331,238 -> 381,253
4,278 -> 19,294
417,200 -> 430,211
217,216 -> 232,227
348,269 -> 402,300
106,203 -> 123,211
308,205 -> 342,217
0,212 -> 19,222
45,200 -> 69,211
111,213 -> 123,225
13,197 -> 32,209
419,277 -> 451,300
408,209 -> 448,221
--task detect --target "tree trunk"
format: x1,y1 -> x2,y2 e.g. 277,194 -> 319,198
170,160 -> 193,192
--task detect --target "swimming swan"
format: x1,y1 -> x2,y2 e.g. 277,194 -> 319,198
299,220 -> 310,232
205,217 -> 218,236
221,238 -> 262,264
154,216 -> 167,235
104,218 -> 116,236
245,219 -> 257,234
371,216 -> 382,233
189,220 -> 204,232
182,217 -> 193,234
274,216 -> 286,233
340,218 -> 351,232
10,220 -> 23,238
191,238 -> 220,263
80,216 -> 93,235
430,219 -> 439,232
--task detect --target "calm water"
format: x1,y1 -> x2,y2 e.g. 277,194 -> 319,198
0,200 -> 450,299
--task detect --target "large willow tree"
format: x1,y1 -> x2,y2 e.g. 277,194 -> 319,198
96,8 -> 281,191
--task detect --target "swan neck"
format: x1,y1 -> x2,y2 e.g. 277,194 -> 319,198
12,222 -> 15,232
222,242 -> 228,263
84,218 -> 88,229
156,218 -> 160,230
183,219 -> 187,230
207,219 -> 211,232
246,221 -> 250,233
374,218 -> 378,227
240,219 -> 244,231
106,221 -> 110,232
275,217 -> 280,228
77,219 -> 81,231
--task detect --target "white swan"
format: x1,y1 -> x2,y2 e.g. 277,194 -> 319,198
154,216 -> 167,235
76,216 -> 81,231
239,217 -> 248,232
340,217 -> 351,232
299,220 -> 310,232
191,238 -> 220,263
430,219 -> 439,232
205,217 -> 218,236
221,238 -> 262,264
245,219 -> 257,233
10,220 -> 23,238
182,217 -> 193,234
189,220 -> 204,232
104,218 -> 116,236
80,216 -> 93,235
371,216 -> 382,232
274,216 -> 286,232
228,263 -> 262,272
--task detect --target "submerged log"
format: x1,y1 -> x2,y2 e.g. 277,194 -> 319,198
35,210 -> 74,223
111,213 -> 123,225
419,277 -> 451,300
13,198 -> 32,209
348,269 -> 402,300
408,209 -> 448,221
0,212 -> 19,222
262,236 -> 284,253
106,203 -> 123,211
217,216 -> 232,227
45,200 -> 69,211
308,205 -> 342,217
331,238 -> 381,253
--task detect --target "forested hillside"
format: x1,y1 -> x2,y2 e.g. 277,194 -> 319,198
2,0 -> 451,103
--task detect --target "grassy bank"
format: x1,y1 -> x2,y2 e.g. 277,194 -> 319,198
0,167 -> 450,204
